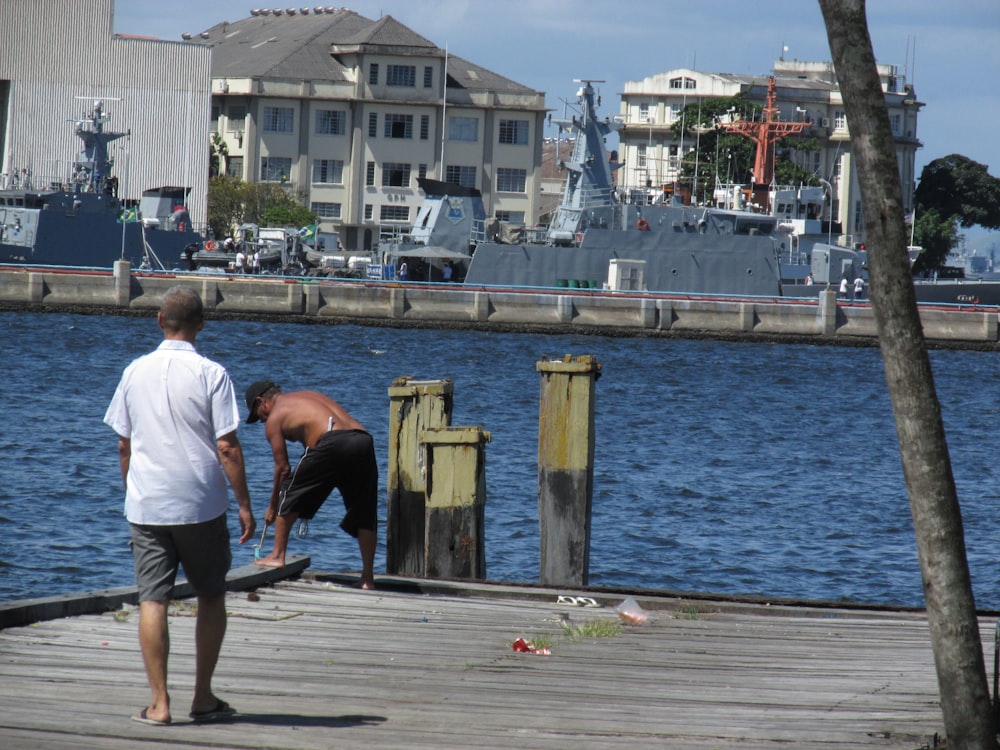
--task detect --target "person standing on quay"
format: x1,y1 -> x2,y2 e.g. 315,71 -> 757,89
104,285 -> 256,726
244,380 -> 377,589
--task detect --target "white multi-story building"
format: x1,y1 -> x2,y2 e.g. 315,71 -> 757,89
619,60 -> 923,247
192,8 -> 546,252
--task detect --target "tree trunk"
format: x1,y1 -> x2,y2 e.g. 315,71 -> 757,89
818,1 -> 996,746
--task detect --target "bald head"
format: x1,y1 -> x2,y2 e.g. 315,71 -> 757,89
159,286 -> 204,335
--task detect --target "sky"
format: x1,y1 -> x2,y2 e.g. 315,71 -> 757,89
115,0 -> 999,243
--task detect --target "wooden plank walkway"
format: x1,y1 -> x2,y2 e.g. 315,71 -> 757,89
0,566 -> 978,749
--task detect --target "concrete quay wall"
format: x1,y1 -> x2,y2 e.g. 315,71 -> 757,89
1,262 -> 997,344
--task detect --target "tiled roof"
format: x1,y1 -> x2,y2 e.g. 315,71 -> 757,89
193,9 -> 538,96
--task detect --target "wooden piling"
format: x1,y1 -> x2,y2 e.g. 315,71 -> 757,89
536,354 -> 601,587
421,426 -> 491,580
386,377 -> 453,576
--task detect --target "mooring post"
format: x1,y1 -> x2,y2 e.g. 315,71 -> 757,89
113,260 -> 131,307
536,354 -> 601,586
421,426 -> 491,580
386,377 -> 453,576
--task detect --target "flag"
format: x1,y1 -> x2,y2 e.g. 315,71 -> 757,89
298,224 -> 316,243
117,207 -> 139,224
903,210 -> 915,225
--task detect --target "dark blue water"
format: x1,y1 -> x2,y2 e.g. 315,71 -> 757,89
2,310 -> 999,609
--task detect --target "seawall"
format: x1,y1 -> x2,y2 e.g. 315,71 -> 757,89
1,262 -> 997,347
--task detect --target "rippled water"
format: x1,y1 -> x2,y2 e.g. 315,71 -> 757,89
3,310 -> 999,609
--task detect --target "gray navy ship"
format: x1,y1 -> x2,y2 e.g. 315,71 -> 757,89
462,79 -> 788,296
385,79 -> 998,306
0,100 -> 201,269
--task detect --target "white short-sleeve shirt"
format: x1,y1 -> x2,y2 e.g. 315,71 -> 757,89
104,340 -> 241,525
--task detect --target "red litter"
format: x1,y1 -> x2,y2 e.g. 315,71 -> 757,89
512,637 -> 550,655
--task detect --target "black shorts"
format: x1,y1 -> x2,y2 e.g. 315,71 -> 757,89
277,430 -> 378,538
130,513 -> 231,602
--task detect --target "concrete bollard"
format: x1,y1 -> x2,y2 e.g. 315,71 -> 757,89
421,426 -> 491,580
113,260 -> 131,307
536,354 -> 601,587
386,377 -> 453,576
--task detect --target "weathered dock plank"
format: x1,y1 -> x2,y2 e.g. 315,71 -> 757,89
0,576 -> 964,748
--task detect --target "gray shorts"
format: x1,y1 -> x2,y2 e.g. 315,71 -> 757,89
130,513 -> 232,602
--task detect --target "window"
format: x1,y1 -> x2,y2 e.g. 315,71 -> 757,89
420,115 -> 429,140
499,119 -> 529,145
669,104 -> 682,122
423,66 -> 433,88
384,113 -> 413,139
364,204 -> 373,220
834,110 -> 847,130
312,159 -> 344,184
685,78 -> 696,89
315,110 -> 346,135
496,167 -> 526,193
495,211 -> 525,224
368,112 -> 378,137
387,64 -> 416,87
211,105 -> 220,123
227,106 -> 246,131
449,117 -> 478,142
670,77 -> 695,89
368,63 -> 379,85
380,205 -> 410,222
260,156 -> 292,182
445,165 -> 476,188
636,145 -> 647,168
262,106 -> 294,133
311,202 -> 342,219
891,113 -> 902,135
382,162 -> 412,188
832,156 -> 842,182
854,200 -> 864,232
225,156 -> 243,178
638,103 -> 649,122
366,161 -> 376,186
418,163 -> 428,179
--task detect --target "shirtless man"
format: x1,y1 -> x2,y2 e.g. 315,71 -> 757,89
244,380 -> 377,589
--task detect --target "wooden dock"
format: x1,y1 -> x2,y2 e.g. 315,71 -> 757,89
0,564 -> 976,749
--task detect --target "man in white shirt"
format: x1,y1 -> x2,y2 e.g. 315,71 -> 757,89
104,286 -> 255,726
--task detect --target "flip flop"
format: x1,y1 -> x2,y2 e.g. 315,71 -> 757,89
132,707 -> 170,726
189,699 -> 236,723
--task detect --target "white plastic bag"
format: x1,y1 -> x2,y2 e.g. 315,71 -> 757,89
615,596 -> 649,625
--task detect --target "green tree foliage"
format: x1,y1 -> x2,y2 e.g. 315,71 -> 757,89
262,202 -> 316,228
909,209 -> 960,277
206,177 -> 317,240
209,133 -> 228,178
912,154 -> 1000,271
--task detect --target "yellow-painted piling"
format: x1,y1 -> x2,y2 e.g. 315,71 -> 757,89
536,354 -> 601,586
386,377 -> 453,576
421,426 -> 491,580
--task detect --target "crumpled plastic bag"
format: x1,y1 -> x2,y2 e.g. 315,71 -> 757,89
615,596 -> 649,625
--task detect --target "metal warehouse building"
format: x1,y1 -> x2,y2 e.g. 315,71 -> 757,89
0,0 -> 210,226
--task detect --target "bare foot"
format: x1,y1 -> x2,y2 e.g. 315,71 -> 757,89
359,578 -> 375,590
253,556 -> 286,568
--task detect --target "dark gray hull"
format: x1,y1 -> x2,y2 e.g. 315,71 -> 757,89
464,230 -> 784,297
0,191 -> 200,269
